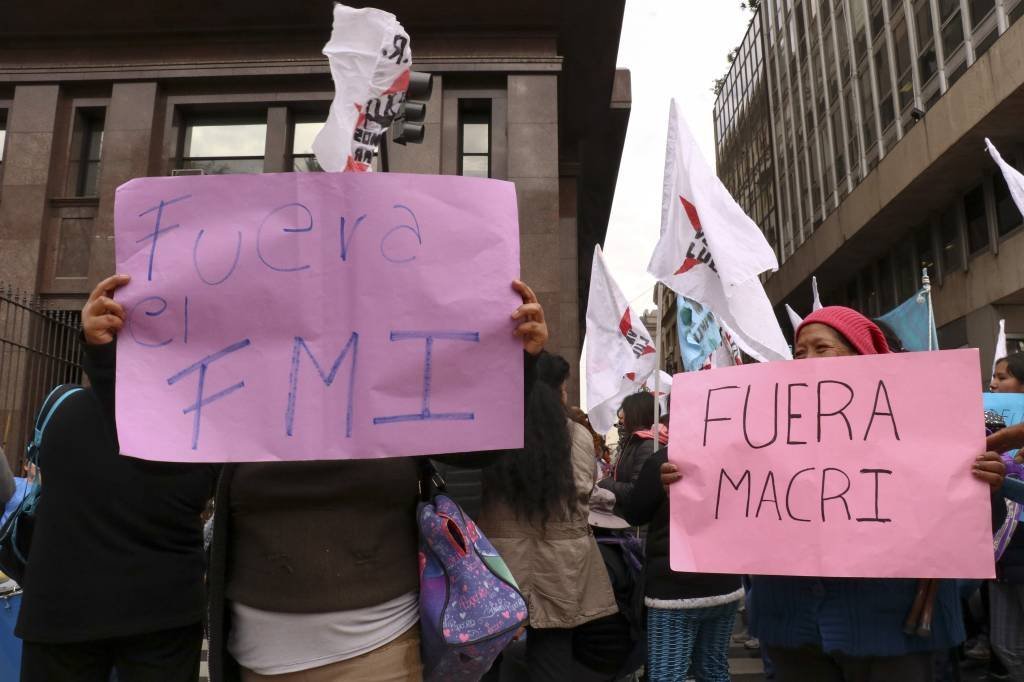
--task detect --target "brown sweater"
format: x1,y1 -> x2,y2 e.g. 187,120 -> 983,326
225,458 -> 421,612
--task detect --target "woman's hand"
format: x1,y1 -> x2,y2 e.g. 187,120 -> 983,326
987,423 -> 1024,455
81,274 -> 131,346
660,461 -> 682,494
511,280 -> 548,356
973,452 -> 1007,491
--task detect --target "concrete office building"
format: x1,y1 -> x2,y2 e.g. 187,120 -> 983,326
711,0 -> 1024,374
0,0 -> 631,405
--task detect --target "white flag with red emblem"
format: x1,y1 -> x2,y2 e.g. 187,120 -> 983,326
648,100 -> 791,362
313,4 -> 411,173
585,245 -> 658,434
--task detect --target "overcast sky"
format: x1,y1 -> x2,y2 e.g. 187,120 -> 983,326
580,2 -> 753,408
604,1 -> 754,311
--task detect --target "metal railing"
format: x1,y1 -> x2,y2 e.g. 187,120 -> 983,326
0,284 -> 83,470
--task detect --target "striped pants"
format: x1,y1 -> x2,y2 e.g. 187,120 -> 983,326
647,602 -> 739,682
991,581 -> 1024,679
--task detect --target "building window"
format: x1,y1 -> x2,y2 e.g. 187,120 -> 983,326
292,117 -> 326,172
182,118 -> 266,174
939,0 -> 965,59
940,204 -> 963,273
879,254 -> 895,312
915,223 -> 936,280
67,108 -> 104,197
996,159 -> 1024,237
968,0 -> 996,28
458,100 -> 491,178
914,0 -> 939,84
964,185 -> 989,254
896,240 -> 917,300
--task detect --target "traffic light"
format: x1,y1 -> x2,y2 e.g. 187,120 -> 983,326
391,71 -> 432,145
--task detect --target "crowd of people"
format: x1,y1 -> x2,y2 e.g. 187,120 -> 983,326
1,274 -> 1021,682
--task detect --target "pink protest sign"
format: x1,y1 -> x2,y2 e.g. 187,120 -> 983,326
669,349 -> 995,579
113,172 -> 523,463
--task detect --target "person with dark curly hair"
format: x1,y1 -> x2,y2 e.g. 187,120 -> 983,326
479,351 -> 617,681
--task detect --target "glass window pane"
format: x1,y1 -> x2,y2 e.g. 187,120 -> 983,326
915,1 -> 938,82
964,185 -> 989,253
292,121 -> 324,156
183,158 -> 265,175
916,224 -> 936,278
293,156 -> 323,173
942,13 -> 964,56
938,0 -> 959,21
879,255 -> 895,311
86,126 -> 104,161
969,0 -> 996,26
897,241 -> 917,300
940,205 -> 963,272
461,156 -> 489,178
186,123 -> 266,158
0,128 -> 5,160
462,123 -> 489,154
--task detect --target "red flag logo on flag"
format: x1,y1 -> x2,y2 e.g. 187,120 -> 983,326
674,196 -> 717,276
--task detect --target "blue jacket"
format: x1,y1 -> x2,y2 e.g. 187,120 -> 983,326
749,576 -> 964,657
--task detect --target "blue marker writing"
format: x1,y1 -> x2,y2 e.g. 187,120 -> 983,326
286,333 -> 359,438
373,331 -> 479,425
167,339 -> 251,450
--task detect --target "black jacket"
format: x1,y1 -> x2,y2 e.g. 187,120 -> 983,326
623,448 -> 741,602
16,342 -> 218,643
599,433 -> 656,516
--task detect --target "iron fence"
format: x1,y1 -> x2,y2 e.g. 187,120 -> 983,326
0,284 -> 83,470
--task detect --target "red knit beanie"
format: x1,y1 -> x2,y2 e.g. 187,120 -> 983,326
796,306 -> 891,356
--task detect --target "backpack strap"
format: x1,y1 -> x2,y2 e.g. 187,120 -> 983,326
28,384 -> 84,464
417,458 -> 448,502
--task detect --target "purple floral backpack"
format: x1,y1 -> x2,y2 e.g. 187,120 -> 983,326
417,493 -> 527,681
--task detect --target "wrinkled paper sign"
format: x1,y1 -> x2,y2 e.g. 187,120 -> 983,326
113,172 -> 523,463
668,350 -> 994,578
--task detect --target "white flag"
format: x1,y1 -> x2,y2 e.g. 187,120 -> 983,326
586,245 -> 658,434
993,319 -> 1007,378
313,4 -> 411,173
987,139 -> 1024,222
645,370 -> 673,414
648,100 -> 791,362
812,276 -> 823,311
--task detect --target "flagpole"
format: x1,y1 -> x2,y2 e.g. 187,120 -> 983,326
921,268 -> 936,351
653,285 -> 663,432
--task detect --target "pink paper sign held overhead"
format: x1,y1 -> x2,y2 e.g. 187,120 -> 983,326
668,349 -> 994,579
113,172 -> 523,463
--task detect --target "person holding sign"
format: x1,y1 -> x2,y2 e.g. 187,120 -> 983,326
200,279 -> 548,682
16,274 -> 219,682
477,352 -> 617,680
987,351 -> 1024,678
661,306 -> 1006,682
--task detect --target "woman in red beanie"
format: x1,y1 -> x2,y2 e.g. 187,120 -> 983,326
661,306 -> 1006,682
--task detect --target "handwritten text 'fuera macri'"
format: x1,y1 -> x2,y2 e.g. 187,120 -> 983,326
701,379 -> 900,525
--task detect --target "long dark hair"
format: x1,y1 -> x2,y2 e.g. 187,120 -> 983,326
998,351 -> 1024,383
484,352 -> 576,526
537,352 -> 571,394
620,391 -> 655,434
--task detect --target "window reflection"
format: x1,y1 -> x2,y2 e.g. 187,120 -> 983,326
183,120 -> 266,175
292,118 -> 326,172
459,100 -> 491,178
